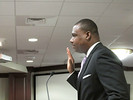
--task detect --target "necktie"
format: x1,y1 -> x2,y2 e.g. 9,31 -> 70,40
78,56 -> 87,77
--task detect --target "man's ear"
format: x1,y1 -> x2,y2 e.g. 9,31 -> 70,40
86,31 -> 91,40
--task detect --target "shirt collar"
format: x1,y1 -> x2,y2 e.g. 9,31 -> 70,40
86,42 -> 100,57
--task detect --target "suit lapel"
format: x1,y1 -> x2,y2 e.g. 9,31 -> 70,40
77,43 -> 103,90
77,53 -> 92,91
78,53 -> 92,80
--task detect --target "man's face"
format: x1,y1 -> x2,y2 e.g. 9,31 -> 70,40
70,24 -> 87,53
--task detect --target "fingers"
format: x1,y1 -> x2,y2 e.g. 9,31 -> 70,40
66,47 -> 71,56
66,47 -> 75,73
67,58 -> 74,73
66,47 -> 74,63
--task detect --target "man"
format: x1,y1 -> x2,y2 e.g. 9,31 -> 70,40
66,19 -> 129,100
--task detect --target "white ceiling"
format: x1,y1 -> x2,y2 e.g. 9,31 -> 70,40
0,0 -> 133,72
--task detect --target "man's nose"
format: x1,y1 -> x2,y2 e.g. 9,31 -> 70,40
70,37 -> 73,43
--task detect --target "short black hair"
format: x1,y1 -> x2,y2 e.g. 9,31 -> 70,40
75,19 -> 99,35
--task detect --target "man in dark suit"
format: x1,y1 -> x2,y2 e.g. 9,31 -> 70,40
66,19 -> 129,100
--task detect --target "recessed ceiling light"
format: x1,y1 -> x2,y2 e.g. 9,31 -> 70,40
0,42 -> 2,47
26,60 -> 34,63
0,38 -> 5,47
111,48 -> 133,60
28,38 -> 38,42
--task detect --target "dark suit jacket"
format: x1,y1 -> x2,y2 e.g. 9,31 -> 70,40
67,43 -> 130,100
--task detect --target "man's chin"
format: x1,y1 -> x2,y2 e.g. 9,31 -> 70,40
72,46 -> 76,50
73,48 -> 79,53
73,47 -> 83,53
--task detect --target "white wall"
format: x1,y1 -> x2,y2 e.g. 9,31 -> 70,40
0,78 -> 9,100
124,71 -> 133,100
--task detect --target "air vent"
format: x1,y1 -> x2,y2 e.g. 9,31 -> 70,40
16,16 -> 57,26
17,50 -> 39,54
26,18 -> 46,25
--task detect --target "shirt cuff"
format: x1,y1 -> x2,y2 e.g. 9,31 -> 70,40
67,71 -> 75,78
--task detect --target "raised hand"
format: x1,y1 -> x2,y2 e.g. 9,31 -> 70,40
66,47 -> 75,73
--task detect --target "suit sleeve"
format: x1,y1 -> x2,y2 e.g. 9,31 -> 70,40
96,51 -> 130,100
67,71 -> 78,90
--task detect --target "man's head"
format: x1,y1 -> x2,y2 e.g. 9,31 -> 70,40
70,19 -> 100,54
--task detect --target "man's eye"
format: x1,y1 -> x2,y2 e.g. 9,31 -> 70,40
72,34 -> 77,37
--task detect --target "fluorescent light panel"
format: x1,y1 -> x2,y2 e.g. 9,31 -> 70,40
111,48 -> 133,60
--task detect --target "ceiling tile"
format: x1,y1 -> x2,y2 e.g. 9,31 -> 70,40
56,16 -> 98,27
16,2 -> 63,16
16,0 -> 63,1
41,27 -> 71,66
0,16 -> 15,26
103,2 -> 133,17
0,2 -> 14,15
65,0 -> 112,2
16,26 -> 54,49
17,54 -> 44,67
109,25 -> 133,49
113,0 -> 133,3
0,0 -> 14,1
60,2 -> 110,16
